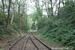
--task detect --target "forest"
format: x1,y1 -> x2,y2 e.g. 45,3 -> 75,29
0,0 -> 75,50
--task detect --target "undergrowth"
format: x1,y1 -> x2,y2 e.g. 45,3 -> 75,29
37,2 -> 75,50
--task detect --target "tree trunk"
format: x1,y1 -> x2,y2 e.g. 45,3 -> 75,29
6,0 -> 11,28
10,4 -> 15,24
1,0 -> 5,14
50,0 -> 53,16
58,0 -> 61,15
62,0 -> 65,6
18,4 -> 21,36
10,12 -> 14,24
26,14 -> 27,24
26,8 -> 27,24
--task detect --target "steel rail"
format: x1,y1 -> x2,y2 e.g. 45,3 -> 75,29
22,35 -> 31,50
30,36 -> 39,50
33,35 -> 52,50
8,34 -> 28,50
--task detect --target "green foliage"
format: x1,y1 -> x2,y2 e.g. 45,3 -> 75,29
31,22 -> 36,30
37,2 -> 75,49
0,25 -> 17,40
0,13 -> 7,25
0,13 -> 7,40
13,13 -> 30,33
21,17 -> 30,32
31,12 -> 40,21
0,11 -> 18,40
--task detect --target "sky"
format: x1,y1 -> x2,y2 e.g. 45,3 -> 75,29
27,0 -> 63,15
27,0 -> 36,14
27,0 -> 48,15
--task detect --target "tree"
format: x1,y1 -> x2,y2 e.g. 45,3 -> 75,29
6,0 -> 11,28
35,0 -> 43,20
58,0 -> 61,15
10,2 -> 15,24
42,0 -> 53,17
1,0 -> 5,14
42,0 -> 50,17
50,0 -> 53,16
18,2 -> 21,35
62,0 -> 65,6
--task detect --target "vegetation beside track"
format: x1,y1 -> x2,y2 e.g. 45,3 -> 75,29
0,35 -> 20,50
35,34 -> 70,50
36,2 -> 75,49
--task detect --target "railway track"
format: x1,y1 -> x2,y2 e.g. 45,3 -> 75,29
29,35 -> 52,50
7,32 -> 52,50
